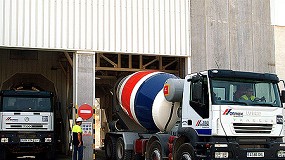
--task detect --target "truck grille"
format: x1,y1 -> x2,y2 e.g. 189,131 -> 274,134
233,123 -> 272,134
6,123 -> 46,130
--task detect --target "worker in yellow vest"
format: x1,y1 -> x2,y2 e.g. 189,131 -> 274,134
239,88 -> 255,101
72,117 -> 83,160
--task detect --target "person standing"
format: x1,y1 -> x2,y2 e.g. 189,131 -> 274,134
72,117 -> 84,160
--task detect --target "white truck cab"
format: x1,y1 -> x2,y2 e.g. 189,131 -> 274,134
0,90 -> 56,160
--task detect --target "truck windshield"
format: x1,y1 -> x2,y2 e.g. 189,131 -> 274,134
1,97 -> 52,112
211,78 -> 282,107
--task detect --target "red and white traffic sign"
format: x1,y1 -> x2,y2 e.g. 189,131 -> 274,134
78,104 -> 93,120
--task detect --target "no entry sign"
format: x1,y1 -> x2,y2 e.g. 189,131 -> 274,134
78,104 -> 93,120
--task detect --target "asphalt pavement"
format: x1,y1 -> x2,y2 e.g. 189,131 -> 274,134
58,149 -> 106,160
14,149 -> 106,160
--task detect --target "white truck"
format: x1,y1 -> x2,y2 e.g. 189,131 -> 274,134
104,69 -> 285,159
0,73 -> 63,160
0,90 -> 57,160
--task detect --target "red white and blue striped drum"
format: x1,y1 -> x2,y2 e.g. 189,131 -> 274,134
116,71 -> 180,132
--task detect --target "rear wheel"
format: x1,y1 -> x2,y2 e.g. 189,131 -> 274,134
175,143 -> 194,160
116,137 -> 133,160
146,140 -> 162,160
105,136 -> 116,160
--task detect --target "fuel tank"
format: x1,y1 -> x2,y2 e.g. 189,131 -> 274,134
116,71 -> 180,132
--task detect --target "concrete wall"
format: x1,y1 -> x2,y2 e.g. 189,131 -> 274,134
274,26 -> 285,85
271,0 -> 285,86
190,0 -> 275,73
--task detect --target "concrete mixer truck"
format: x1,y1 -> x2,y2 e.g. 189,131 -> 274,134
104,69 -> 285,159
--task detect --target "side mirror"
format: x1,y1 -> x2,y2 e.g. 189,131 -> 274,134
281,90 -> 285,103
190,75 -> 201,83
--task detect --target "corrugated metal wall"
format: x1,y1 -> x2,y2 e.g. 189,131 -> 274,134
271,0 -> 285,26
190,0 -> 275,73
0,0 -> 190,56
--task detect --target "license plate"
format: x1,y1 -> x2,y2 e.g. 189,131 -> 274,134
247,152 -> 264,157
20,139 -> 40,142
20,139 -> 33,142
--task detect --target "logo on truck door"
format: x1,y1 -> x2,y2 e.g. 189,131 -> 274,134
196,120 -> 209,127
223,109 -> 243,117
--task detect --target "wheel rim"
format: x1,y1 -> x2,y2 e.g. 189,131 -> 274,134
117,141 -> 124,159
181,152 -> 192,160
151,149 -> 161,160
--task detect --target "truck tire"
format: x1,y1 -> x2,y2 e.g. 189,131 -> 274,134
0,147 -> 7,160
134,154 -> 144,160
45,149 -> 56,160
175,143 -> 194,160
145,140 -> 162,160
37,149 -> 55,160
116,137 -> 133,160
105,136 -> 116,160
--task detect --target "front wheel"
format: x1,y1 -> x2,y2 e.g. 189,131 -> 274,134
37,149 -> 55,160
175,143 -> 194,160
116,137 -> 133,160
146,140 -> 162,160
105,136 -> 116,160
45,149 -> 56,160
0,146 -> 8,160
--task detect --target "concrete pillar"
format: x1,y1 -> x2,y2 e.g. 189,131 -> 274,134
73,51 -> 96,160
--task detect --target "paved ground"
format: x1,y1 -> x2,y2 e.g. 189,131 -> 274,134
14,149 -> 106,160
56,149 -> 106,160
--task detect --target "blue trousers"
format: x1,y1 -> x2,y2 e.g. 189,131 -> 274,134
73,145 -> 83,160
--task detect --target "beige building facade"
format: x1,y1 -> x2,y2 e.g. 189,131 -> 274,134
274,27 -> 285,87
271,0 -> 285,87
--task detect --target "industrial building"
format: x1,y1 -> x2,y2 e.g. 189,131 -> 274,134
0,0 -> 279,159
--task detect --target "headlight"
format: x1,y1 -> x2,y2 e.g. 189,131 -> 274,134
277,115 -> 283,124
215,152 -> 229,158
277,150 -> 285,157
45,138 -> 52,142
1,138 -> 8,143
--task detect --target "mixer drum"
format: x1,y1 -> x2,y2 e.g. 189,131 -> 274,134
116,71 -> 180,131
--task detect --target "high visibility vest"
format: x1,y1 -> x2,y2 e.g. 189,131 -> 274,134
241,95 -> 255,101
72,125 -> 83,146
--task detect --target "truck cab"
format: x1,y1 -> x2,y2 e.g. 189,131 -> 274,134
177,69 -> 285,159
0,90 -> 56,160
